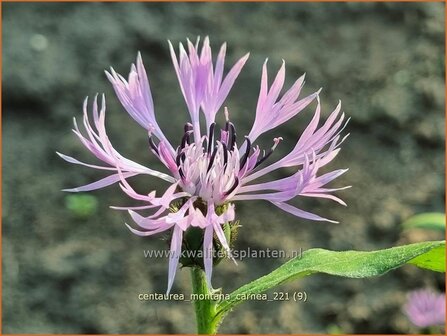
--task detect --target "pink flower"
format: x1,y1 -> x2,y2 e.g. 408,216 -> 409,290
404,289 -> 445,328
59,37 -> 349,293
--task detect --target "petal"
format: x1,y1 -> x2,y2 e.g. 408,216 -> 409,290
62,172 -> 138,192
300,193 -> 347,206
106,55 -> 174,153
110,204 -> 157,211
166,225 -> 183,294
125,222 -> 173,237
238,172 -> 299,193
231,188 -> 298,202
262,60 -> 285,112
158,141 -> 179,175
213,43 -> 227,88
136,52 -> 155,114
271,201 -> 338,223
128,208 -> 169,229
243,99 -> 345,184
69,96 -> 175,184
249,61 -> 319,142
304,168 -> 348,190
189,206 -> 208,229
56,152 -> 116,171
220,203 -> 235,223
203,225 -> 214,288
213,52 -> 249,116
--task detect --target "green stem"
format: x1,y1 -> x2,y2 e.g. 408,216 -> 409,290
190,267 -> 220,334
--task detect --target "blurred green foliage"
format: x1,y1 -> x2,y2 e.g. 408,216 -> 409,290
327,324 -> 344,334
65,194 -> 98,219
402,212 -> 445,232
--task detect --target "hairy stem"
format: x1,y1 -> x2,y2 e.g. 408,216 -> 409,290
190,267 -> 220,334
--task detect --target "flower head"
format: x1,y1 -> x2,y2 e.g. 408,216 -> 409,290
404,289 -> 446,328
60,37 -> 349,293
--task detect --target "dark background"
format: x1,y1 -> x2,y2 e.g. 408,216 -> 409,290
3,2 -> 445,334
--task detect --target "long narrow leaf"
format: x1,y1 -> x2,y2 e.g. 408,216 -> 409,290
216,240 -> 445,319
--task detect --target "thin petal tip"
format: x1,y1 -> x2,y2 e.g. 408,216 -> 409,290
61,188 -> 79,193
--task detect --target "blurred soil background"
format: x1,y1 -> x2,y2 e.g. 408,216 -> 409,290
2,2 -> 445,334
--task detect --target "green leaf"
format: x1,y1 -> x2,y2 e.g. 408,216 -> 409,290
409,245 -> 445,272
402,212 -> 445,231
215,241 -> 445,320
